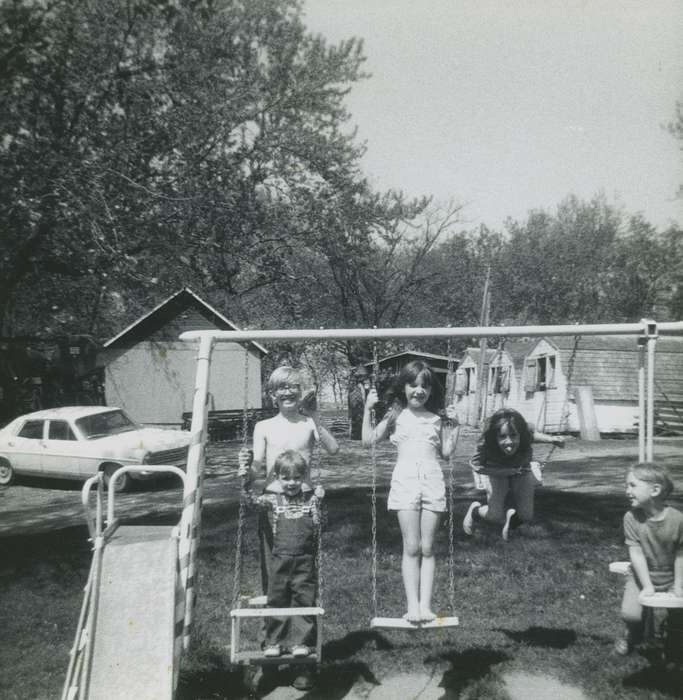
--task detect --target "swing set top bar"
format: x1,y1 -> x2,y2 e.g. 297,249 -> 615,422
180,320 -> 683,344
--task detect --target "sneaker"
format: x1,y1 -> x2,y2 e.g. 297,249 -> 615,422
463,501 -> 481,535
530,461 -> 544,485
291,644 -> 311,658
502,508 -> 516,541
292,671 -> 315,690
614,637 -> 632,656
263,644 -> 282,657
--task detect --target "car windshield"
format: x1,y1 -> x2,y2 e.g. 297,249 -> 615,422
75,410 -> 139,439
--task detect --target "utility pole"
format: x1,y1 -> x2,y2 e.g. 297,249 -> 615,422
473,265 -> 491,427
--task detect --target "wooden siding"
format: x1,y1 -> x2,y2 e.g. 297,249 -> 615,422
104,342 -> 262,426
548,335 -> 683,404
148,306 -> 226,341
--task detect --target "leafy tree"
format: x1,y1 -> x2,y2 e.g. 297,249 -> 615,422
0,0 -> 370,338
493,195 -> 622,324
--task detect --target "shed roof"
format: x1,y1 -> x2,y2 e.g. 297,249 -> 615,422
460,347 -> 498,365
543,335 -> 683,402
103,288 -> 268,355
363,350 -> 453,373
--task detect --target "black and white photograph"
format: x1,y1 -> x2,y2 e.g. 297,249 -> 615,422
1,1 -> 682,698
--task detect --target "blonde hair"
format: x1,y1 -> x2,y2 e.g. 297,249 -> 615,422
273,449 -> 307,479
629,462 -> 674,499
267,366 -> 303,394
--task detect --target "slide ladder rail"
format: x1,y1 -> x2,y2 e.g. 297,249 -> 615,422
62,466 -> 189,700
62,473 -> 106,700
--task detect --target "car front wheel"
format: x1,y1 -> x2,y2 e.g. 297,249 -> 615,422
102,464 -> 131,493
0,459 -> 14,486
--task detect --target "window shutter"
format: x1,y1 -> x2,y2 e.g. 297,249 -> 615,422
548,356 -> 557,388
524,360 -> 537,392
500,366 -> 511,393
454,369 -> 467,395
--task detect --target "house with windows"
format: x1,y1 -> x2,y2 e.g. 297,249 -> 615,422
452,335 -> 683,435
97,288 -> 268,428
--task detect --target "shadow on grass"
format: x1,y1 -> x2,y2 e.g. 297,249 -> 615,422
178,658 -> 381,700
177,667 -> 244,700
324,629 -> 394,659
429,647 -> 510,694
622,664 -> 683,698
493,626 -> 577,649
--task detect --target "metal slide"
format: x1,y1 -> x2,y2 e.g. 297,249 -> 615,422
63,467 -> 189,700
86,524 -> 179,699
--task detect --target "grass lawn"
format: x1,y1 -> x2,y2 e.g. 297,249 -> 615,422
1,437 -> 682,699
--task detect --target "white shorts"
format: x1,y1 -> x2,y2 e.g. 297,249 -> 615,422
387,465 -> 446,512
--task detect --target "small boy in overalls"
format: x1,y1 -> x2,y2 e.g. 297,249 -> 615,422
241,449 -> 321,659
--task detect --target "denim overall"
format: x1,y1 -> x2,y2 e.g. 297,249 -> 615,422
265,494 -> 317,648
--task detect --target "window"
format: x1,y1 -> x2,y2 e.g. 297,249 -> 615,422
489,366 -> 511,394
76,410 -> 137,439
48,421 -> 77,441
454,367 -> 475,395
18,420 -> 44,439
525,355 -> 557,392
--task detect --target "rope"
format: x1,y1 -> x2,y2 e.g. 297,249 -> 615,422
370,339 -> 379,620
231,348 -> 250,610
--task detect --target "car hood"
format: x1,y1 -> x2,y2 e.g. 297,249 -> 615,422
93,428 -> 191,452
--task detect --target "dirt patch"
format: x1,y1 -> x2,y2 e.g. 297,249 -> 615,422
503,670 -> 590,699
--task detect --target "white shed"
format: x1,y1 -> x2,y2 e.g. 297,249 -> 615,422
98,288 -> 267,428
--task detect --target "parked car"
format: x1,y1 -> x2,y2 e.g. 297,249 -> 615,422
0,406 -> 192,492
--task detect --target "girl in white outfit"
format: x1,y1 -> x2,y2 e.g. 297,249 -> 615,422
362,360 -> 459,623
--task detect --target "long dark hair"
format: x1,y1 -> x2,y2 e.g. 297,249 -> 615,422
385,360 -> 442,415
481,408 -> 533,459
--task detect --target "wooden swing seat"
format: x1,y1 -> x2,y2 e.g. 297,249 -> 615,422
609,562 -> 683,608
231,606 -> 324,618
609,561 -> 631,575
231,649 -> 321,666
230,606 -> 325,665
639,592 -> 683,609
370,615 -> 459,630
248,595 -> 268,606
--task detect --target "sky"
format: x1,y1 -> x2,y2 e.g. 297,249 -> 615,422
302,0 -> 683,231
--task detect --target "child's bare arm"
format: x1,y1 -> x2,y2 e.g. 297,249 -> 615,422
361,389 -> 394,446
532,430 -> 565,447
298,389 -> 339,454
242,422 -> 266,486
674,548 -> 683,597
312,415 -> 339,455
440,405 -> 460,458
629,545 -> 654,596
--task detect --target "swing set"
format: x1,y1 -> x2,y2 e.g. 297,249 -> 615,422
367,337 -> 460,630
229,352 -> 325,669
176,319 -> 682,668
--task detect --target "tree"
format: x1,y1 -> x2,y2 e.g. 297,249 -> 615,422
0,0 -> 370,338
493,195 -> 623,324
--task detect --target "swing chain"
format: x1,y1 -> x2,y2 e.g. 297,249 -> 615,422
447,453 -> 456,614
241,347 -> 250,449
446,336 -> 456,613
446,337 -> 456,404
546,335 -> 580,463
312,434 -> 324,609
370,339 -> 379,620
231,349 -> 251,610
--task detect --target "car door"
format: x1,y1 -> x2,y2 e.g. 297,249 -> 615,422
11,419 -> 45,475
42,420 -> 83,479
